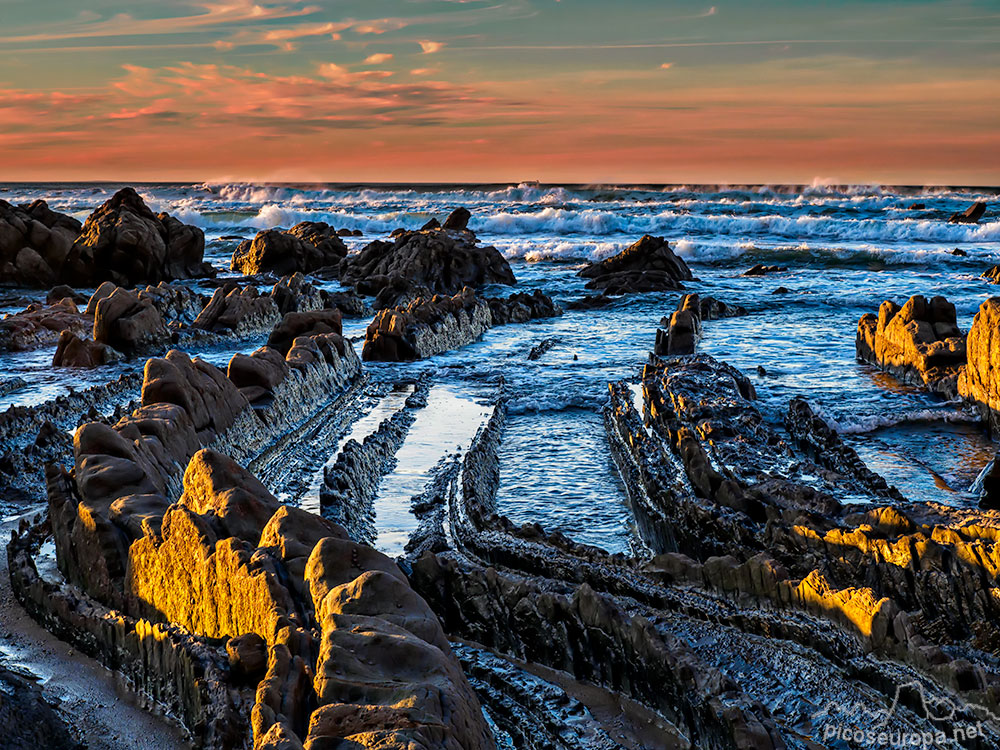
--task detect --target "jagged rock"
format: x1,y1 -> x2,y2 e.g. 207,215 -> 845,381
231,222 -> 348,276
94,287 -> 170,356
322,290 -> 369,318
655,294 -> 701,355
46,284 -> 87,305
908,202 -> 926,210
267,309 -> 343,356
369,276 -> 432,311
742,264 -> 788,276
951,248 -> 968,257
340,215 -> 515,297
179,448 -> 281,542
577,235 -> 692,293
52,330 -> 122,368
227,347 -> 289,405
486,290 -> 562,325
363,288 -> 491,361
270,273 -> 324,315
138,282 -> 206,325
949,201 -> 987,224
62,188 -> 212,286
442,206 -> 471,230
856,295 -> 965,395
0,298 -> 90,351
193,284 -> 280,335
0,199 -> 82,287
959,297 -> 1000,431
982,265 -> 1000,284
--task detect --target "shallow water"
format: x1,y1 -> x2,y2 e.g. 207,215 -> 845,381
3,181 -> 999,552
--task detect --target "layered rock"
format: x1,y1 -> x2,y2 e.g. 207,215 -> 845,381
93,287 -> 171,355
949,201 -> 987,224
856,295 -> 966,395
52,330 -> 122,368
983,265 -> 1000,284
230,222 -> 348,276
654,293 -> 702,355
959,297 -> 1000,431
62,188 -> 212,286
32,323 -> 494,749
486,290 -> 562,325
0,298 -> 90,352
267,309 -> 343,356
193,284 -> 280,336
577,234 -> 692,293
340,211 -> 515,297
363,288 -> 492,361
0,199 -> 82,287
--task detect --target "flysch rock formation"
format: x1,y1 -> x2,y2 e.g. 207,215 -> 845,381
654,293 -> 747,357
230,222 -> 348,276
363,288 -> 562,362
11,320 -> 497,749
856,294 -> 966,396
577,234 -> 693,293
340,208 -> 516,301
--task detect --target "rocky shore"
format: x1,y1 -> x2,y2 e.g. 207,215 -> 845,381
4,185 -> 1000,748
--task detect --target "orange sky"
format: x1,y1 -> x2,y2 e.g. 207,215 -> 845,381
1,1 -> 998,184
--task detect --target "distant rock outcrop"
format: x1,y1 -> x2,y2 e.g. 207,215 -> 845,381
577,235 -> 692,293
0,298 -> 90,352
62,188 -> 213,286
341,210 -> 515,298
949,201 -> 987,224
0,199 -> 82,287
982,265 -> 1000,284
856,295 -> 966,395
231,222 -> 348,276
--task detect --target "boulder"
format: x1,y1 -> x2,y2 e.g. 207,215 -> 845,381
655,294 -> 702,356
46,284 -> 87,305
62,188 -> 212,286
363,288 -> 492,361
0,298 -> 90,352
982,265 -> 1000,284
267,310 -> 343,356
486,290 -> 562,326
340,214 -> 515,297
577,235 -> 692,293
959,298 -> 1000,430
231,222 -> 347,276
949,201 -> 987,224
442,206 -> 471,231
742,264 -> 788,276
227,347 -> 289,405
193,285 -> 280,335
52,330 -> 121,368
856,295 -> 966,395
138,282 -> 206,325
270,273 -> 324,316
0,199 -> 82,287
93,287 -> 170,356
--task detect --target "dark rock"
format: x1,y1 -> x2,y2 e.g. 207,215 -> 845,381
267,309 -> 343,356
772,286 -> 790,295
341,215 -> 515,297
948,201 -> 987,224
62,188 -> 212,286
566,293 -> 616,310
0,298 -> 90,352
420,218 -> 441,231
46,284 -> 87,305
577,235 -> 692,293
0,199 -> 82,287
93,287 -> 170,355
231,222 -> 347,276
363,288 -> 491,361
907,202 -> 926,210
951,248 -> 968,257
52,330 -> 122,368
227,632 -> 268,682
486,290 -> 562,325
655,294 -> 701,356
442,207 -> 471,231
193,285 -> 279,335
742,264 -> 787,276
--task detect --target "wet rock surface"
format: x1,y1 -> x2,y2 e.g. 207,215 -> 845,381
0,298 -> 90,352
856,294 -> 966,395
230,222 -> 348,276
341,212 -> 515,297
577,234 -> 692,293
0,199 -> 82,287
949,201 -> 988,224
62,188 -> 212,287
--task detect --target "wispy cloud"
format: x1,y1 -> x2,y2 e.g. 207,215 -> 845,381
364,53 -> 394,64
419,40 -> 445,54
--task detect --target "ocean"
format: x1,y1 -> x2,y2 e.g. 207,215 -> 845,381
3,181 -> 999,555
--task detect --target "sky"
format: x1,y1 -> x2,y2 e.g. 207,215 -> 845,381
0,0 -> 998,184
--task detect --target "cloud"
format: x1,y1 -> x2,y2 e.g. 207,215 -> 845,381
660,62 -> 673,69
419,40 -> 444,54
364,53 -> 394,65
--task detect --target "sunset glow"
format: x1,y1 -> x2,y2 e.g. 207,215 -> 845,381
1,0 -> 998,183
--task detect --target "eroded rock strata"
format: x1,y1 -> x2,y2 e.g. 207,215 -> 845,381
230,222 -> 348,276
0,199 -> 82,287
856,294 -> 966,395
577,234 -> 692,293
